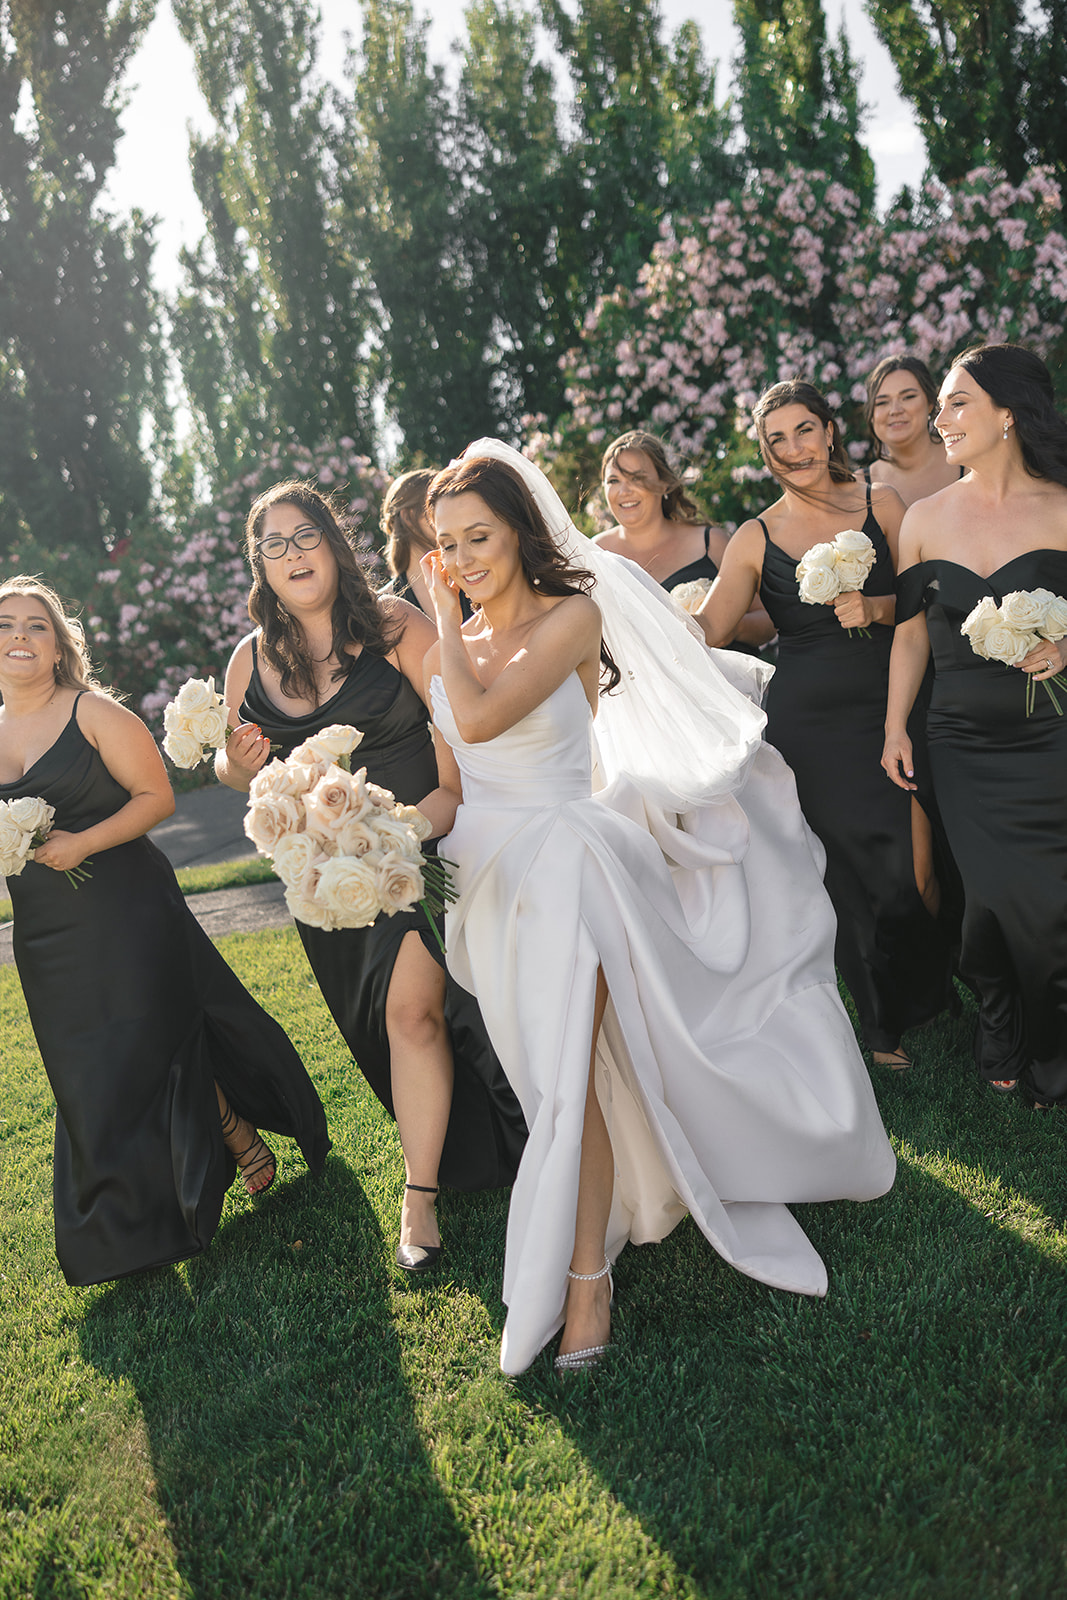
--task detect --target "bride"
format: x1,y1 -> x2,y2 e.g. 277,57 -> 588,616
420,441 -> 896,1377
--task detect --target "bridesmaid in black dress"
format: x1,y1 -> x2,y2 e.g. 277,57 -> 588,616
0,577 -> 329,1286
216,481 -> 525,1271
380,468 -> 437,614
863,355 -> 963,508
884,343 -> 1067,1106
695,380 -> 953,1068
594,430 -> 774,651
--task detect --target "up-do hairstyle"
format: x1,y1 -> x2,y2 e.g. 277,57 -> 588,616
753,379 -> 855,490
952,342 -> 1067,490
427,456 -> 622,693
245,479 -> 400,704
600,430 -> 705,524
381,468 -> 437,578
864,355 -> 939,458
0,575 -> 106,695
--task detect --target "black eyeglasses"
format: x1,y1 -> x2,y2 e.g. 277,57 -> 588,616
256,526 -> 324,561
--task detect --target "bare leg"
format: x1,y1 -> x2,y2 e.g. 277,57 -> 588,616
386,931 -> 453,1251
558,966 -> 614,1358
216,1083 -> 276,1195
910,797 -> 941,918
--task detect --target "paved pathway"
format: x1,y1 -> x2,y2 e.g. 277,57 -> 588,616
0,784 -> 292,967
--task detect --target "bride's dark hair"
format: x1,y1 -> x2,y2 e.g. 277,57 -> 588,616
952,343 -> 1067,490
245,480 -> 400,704
427,457 -> 622,693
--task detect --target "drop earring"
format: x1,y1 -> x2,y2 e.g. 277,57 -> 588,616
1003,421 -> 1010,440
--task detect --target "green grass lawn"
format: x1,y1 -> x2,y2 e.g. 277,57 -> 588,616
1,929 -> 1065,1599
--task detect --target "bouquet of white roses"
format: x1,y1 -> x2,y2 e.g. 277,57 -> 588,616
0,796 -> 92,887
670,578 -> 713,616
243,723 -> 456,949
961,588 -> 1067,715
161,676 -> 232,769
796,529 -> 878,636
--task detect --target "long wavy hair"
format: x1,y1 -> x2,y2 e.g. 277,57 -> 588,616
381,468 -> 437,577
600,430 -> 705,524
427,456 -> 622,694
245,480 -> 400,704
753,380 -> 855,488
951,343 -> 1067,490
863,355 -> 939,458
0,576 -> 106,695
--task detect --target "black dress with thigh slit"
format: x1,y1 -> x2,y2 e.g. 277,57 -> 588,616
241,639 -> 527,1187
2,696 -> 330,1287
897,552 -> 1067,1099
757,499 -> 952,1051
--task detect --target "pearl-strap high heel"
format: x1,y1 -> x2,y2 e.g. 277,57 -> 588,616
554,1257 -> 613,1373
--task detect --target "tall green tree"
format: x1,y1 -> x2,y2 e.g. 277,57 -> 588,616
171,0 -> 376,483
733,0 -> 874,207
0,0 -> 163,555
864,0 -> 1065,185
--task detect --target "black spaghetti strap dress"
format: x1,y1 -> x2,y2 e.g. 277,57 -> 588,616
662,527 -> 763,657
241,639 -> 527,1188
757,493 -> 952,1051
897,553 -> 1067,1100
1,695 -> 330,1287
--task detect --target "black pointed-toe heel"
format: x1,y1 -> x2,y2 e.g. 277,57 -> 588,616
396,1183 -> 443,1274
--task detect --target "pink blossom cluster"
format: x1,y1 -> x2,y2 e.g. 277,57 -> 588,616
81,440 -> 389,722
530,164 -> 1067,528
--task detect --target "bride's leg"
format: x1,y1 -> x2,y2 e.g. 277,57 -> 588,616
386,931 -> 453,1252
558,966 -> 614,1359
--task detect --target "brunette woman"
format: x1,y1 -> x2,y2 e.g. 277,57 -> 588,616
695,381 -> 953,1068
380,468 -> 437,613
216,482 -> 525,1270
863,355 -> 964,507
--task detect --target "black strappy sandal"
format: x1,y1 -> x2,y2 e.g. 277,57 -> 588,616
219,1099 -> 277,1197
396,1183 -> 443,1274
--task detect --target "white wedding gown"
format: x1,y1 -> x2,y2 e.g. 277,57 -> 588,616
432,671 -> 896,1375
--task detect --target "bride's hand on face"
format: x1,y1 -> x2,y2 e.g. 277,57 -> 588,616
420,549 -> 463,629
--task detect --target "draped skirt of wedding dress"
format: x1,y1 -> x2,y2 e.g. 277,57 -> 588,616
432,674 -> 896,1375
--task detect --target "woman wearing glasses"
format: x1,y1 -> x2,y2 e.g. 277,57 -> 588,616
216,482 -> 526,1268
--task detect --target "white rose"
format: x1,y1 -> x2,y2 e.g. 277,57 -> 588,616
833,528 -> 874,559
961,597 -> 998,657
1000,590 -> 1050,632
394,804 -> 434,842
670,578 -> 713,615
303,766 -> 358,843
7,795 -> 54,838
271,832 -> 321,887
173,676 -> 217,715
368,813 -> 422,857
284,884 -> 338,930
163,727 -> 208,769
335,815 -> 381,857
833,557 -> 872,592
250,758 -> 318,803
798,541 -> 837,571
1039,592 -> 1067,641
0,810 -> 34,873
376,849 -> 425,915
163,700 -> 186,733
244,793 -> 306,854
188,704 -> 229,750
983,623 -> 1038,666
286,742 -> 333,782
297,724 -> 364,765
797,562 -> 840,605
366,781 -> 396,809
315,855 -> 384,926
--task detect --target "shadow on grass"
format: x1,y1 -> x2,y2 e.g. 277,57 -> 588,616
498,1148 -> 1067,1600
77,1157 -> 492,1600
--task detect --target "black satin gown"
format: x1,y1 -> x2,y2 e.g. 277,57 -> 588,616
757,500 -> 952,1051
897,552 -> 1067,1099
1,696 -> 330,1287
241,640 -> 526,1188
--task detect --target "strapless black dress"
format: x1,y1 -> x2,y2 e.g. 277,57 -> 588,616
897,552 -> 1067,1099
241,640 -> 526,1187
758,502 -> 952,1051
1,697 -> 330,1287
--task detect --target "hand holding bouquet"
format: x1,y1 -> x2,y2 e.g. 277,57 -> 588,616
0,796 -> 92,887
796,530 -> 878,637
961,588 -> 1067,715
243,724 -> 456,949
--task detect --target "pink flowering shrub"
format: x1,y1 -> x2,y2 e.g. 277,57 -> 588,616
5,439 -> 388,725
530,164 -> 1067,528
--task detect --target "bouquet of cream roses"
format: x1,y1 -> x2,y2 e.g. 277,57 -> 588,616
796,529 -> 878,636
961,588 -> 1067,715
670,578 -> 713,616
243,723 -> 455,948
0,796 -> 92,887
161,677 -> 232,769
